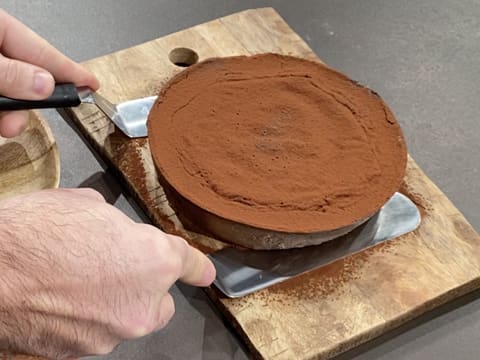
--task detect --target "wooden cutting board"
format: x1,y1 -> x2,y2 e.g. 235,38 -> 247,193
59,8 -> 480,360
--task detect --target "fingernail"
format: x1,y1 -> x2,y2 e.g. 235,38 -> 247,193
33,71 -> 53,96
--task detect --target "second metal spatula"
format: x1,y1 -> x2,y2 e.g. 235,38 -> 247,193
209,192 -> 421,298
0,83 -> 155,138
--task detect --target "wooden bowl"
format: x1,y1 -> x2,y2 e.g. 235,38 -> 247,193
0,111 -> 60,201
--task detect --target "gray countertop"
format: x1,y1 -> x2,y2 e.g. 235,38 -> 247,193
2,1 -> 480,359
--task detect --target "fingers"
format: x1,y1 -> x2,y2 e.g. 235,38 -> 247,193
142,225 -> 216,287
155,293 -> 175,331
167,234 -> 216,287
0,55 -> 54,99
0,10 -> 99,91
0,110 -> 29,137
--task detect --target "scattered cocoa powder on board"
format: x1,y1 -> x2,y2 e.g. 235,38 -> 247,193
109,137 -> 215,253
400,182 -> 432,217
148,54 -> 407,234
265,240 -> 395,302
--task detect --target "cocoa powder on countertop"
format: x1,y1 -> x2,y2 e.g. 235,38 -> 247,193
148,54 -> 407,234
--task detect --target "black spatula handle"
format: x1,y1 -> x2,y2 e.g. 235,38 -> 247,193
0,83 -> 81,111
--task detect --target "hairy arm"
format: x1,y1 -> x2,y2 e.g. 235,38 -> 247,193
0,189 -> 215,359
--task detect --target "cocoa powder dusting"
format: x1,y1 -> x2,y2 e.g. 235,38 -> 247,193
266,240 -> 395,301
109,136 -> 212,251
148,54 -> 407,234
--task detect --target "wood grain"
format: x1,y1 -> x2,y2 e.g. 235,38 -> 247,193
0,111 -> 60,201
60,8 -> 480,360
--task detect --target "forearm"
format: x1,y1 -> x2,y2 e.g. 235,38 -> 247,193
0,193 -> 123,358
0,211 -> 38,353
0,204 -> 45,302
0,189 -> 215,358
0,206 -> 77,357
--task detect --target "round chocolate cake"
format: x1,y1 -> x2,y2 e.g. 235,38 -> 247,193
148,54 -> 407,248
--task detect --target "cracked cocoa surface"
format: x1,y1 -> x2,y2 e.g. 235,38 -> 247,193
148,54 -> 407,233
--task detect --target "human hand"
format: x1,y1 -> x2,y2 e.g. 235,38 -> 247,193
0,10 -> 99,138
0,188 -> 215,359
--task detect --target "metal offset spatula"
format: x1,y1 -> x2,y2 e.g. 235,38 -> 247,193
209,192 -> 421,298
0,83 -> 155,138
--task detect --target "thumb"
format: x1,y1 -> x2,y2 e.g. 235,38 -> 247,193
0,54 -> 55,100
